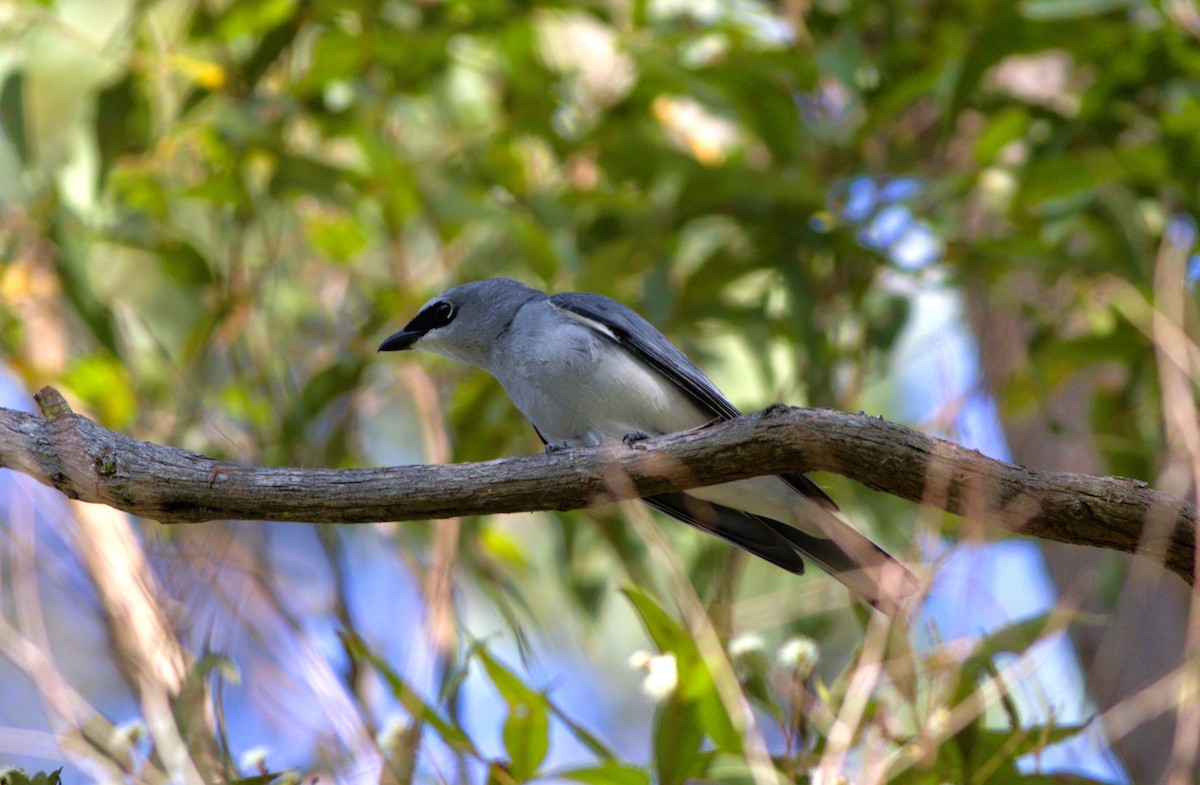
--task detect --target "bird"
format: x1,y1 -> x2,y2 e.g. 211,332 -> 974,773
379,277 -> 917,606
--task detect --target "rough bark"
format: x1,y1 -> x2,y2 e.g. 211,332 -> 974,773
1,387 -> 1195,585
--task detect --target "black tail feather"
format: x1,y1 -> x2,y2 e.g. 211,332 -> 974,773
642,493 -> 918,607
644,493 -> 806,575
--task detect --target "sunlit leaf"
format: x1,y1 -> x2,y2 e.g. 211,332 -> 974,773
304,209 -> 369,263
1020,0 -> 1131,19
216,0 -> 297,40
63,356 -> 137,429
502,702 -> 550,781
557,764 -> 651,785
479,524 -> 531,572
475,645 -> 543,707
170,55 -> 227,90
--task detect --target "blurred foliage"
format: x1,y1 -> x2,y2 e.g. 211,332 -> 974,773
343,588 -> 1110,785
0,0 -> 1192,470
0,770 -> 63,785
0,0 -> 1197,781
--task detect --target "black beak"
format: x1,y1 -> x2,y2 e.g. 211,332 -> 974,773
378,329 -> 423,352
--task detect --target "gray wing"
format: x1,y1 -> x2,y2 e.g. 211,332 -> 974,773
549,292 -> 740,419
548,292 -> 837,509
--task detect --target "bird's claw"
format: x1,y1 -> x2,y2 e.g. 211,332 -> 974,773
622,431 -> 651,448
544,441 -> 572,455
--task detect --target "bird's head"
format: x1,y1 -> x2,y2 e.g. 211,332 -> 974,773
378,278 -> 540,369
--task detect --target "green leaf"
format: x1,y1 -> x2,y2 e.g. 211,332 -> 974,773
502,701 -> 550,781
0,71 -> 27,166
1020,0 -> 1130,19
157,238 -> 215,286
653,693 -> 709,785
546,695 -> 618,761
96,75 -> 150,188
509,213 -> 559,280
475,646 -> 542,707
0,769 -> 62,785
64,355 -> 137,429
54,224 -> 120,353
269,155 -> 357,201
280,357 -> 365,458
621,586 -> 689,653
225,774 -> 287,785
557,764 -> 651,785
1017,153 -> 1125,209
215,0 -> 298,41
943,2 -> 1028,133
966,723 -> 1093,782
961,611 -> 1097,689
236,10 -> 304,91
954,614 -> 1056,708
475,646 -> 551,780
621,587 -> 741,753
341,633 -> 480,756
304,209 -> 369,263
193,651 -> 241,684
695,684 -> 742,754
945,613 -> 1100,781
974,107 -> 1029,165
994,774 -> 1117,784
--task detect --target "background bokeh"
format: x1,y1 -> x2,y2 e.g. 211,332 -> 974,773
1,0 -> 1198,783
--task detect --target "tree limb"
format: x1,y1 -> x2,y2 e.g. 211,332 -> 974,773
2,387 -> 1195,584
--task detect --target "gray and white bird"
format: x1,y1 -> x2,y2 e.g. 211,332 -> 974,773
379,277 -> 917,605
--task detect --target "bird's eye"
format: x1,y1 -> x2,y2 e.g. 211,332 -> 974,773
429,301 -> 455,327
401,300 -> 456,335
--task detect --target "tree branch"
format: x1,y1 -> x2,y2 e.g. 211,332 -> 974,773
2,387 -> 1195,584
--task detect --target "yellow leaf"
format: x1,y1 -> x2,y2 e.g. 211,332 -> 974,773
169,55 -> 226,90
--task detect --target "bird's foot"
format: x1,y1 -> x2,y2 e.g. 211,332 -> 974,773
622,431 -> 651,448
544,441 -> 573,455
